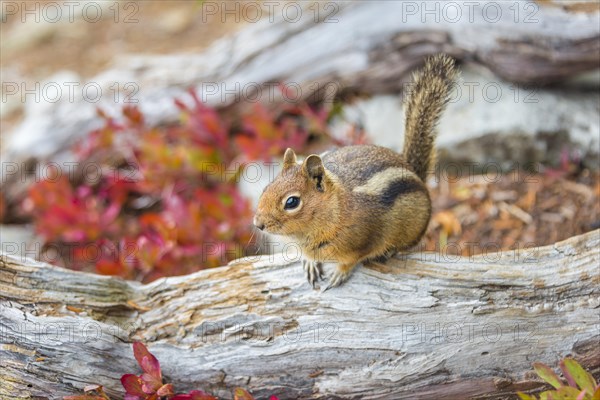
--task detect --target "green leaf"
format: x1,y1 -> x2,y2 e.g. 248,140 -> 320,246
560,358 -> 596,393
518,392 -> 539,400
534,362 -> 564,389
540,391 -> 552,400
233,388 -> 254,400
576,389 -> 588,400
551,386 -> 588,400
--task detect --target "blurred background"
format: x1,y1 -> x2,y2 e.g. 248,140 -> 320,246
1,0 -> 599,282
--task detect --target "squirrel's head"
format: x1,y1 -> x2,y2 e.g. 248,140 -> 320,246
254,148 -> 338,237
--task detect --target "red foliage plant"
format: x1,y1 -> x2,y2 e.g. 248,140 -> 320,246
64,342 -> 278,400
24,90 -> 346,282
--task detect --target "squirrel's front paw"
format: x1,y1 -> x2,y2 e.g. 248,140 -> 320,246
324,266 -> 354,291
302,259 -> 324,288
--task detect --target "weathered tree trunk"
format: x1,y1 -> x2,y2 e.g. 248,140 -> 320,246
3,1 -> 600,195
1,230 -> 599,400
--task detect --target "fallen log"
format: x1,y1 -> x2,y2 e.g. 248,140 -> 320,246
3,0 -> 600,189
1,229 -> 599,399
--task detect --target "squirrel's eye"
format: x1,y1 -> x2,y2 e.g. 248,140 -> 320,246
284,196 -> 300,210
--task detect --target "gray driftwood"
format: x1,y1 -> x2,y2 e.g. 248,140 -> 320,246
3,1 -> 600,196
1,230 -> 599,399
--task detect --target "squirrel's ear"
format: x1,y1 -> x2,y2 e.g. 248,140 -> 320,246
303,155 -> 325,190
283,148 -> 297,168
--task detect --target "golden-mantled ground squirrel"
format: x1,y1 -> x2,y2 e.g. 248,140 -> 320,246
254,54 -> 457,289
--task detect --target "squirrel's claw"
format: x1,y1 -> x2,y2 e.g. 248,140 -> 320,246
324,268 -> 351,291
303,260 -> 324,288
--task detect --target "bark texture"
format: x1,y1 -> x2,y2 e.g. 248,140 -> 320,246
1,230 -> 599,399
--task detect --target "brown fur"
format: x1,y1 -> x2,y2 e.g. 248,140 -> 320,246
403,54 -> 457,181
254,55 -> 457,288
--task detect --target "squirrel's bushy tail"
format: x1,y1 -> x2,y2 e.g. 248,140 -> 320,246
403,54 -> 457,182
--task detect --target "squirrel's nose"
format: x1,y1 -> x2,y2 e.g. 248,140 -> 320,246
253,215 -> 265,231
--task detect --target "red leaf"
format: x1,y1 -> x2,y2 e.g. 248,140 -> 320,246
123,105 -> 144,126
132,343 -> 162,381
124,396 -> 151,400
120,374 -> 145,397
172,390 -> 218,400
156,383 -> 175,396
141,371 -> 164,393
96,259 -> 123,276
101,201 -> 121,224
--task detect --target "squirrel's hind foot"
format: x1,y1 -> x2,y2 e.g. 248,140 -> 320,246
369,248 -> 398,264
